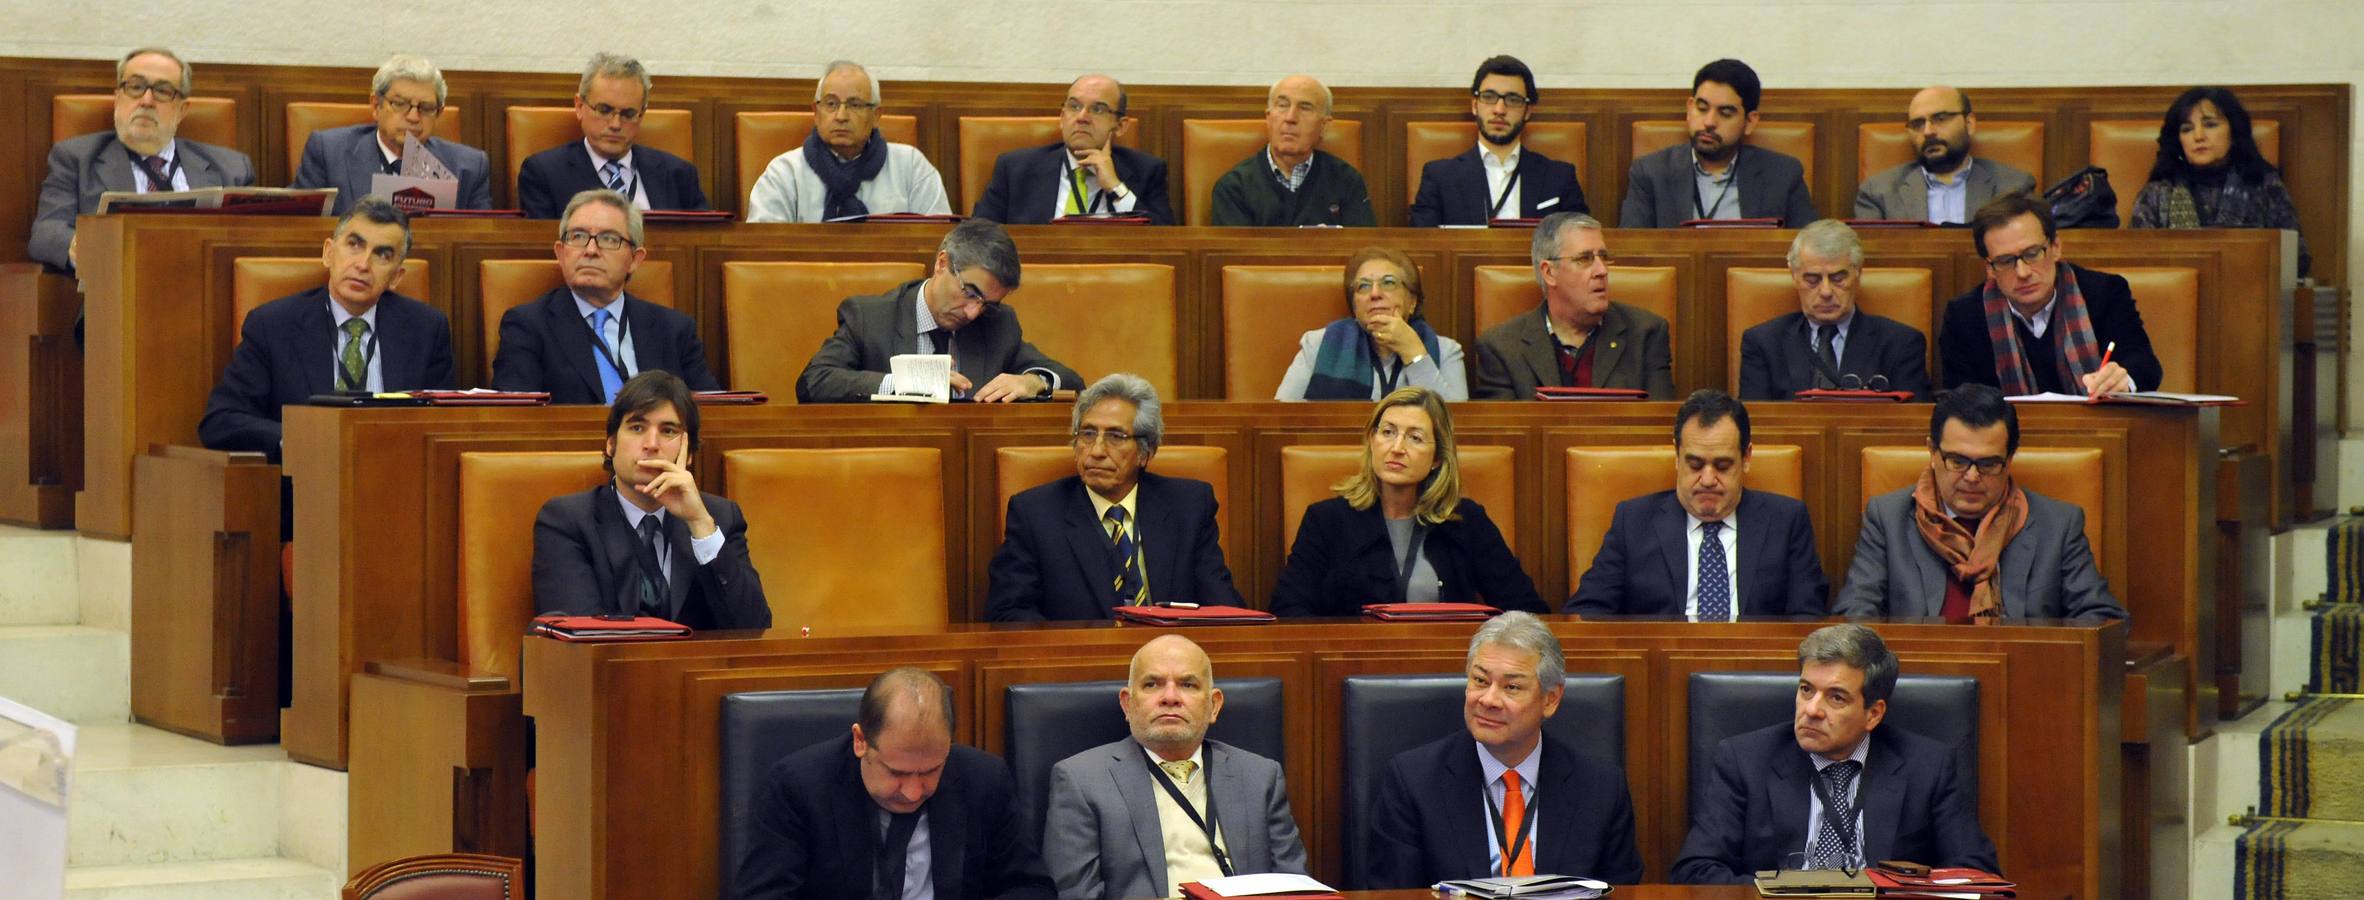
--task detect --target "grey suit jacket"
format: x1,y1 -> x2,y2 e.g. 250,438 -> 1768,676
795,278 -> 1081,403
30,132 -> 256,271
1470,302 -> 1675,400
291,122 -> 492,215
1619,143 -> 1818,228
1043,738 -> 1307,900
1852,157 -> 2036,222
1835,486 -> 2126,621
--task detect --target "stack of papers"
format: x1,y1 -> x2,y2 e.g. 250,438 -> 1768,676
871,354 -> 954,403
2004,390 -> 2240,405
1434,875 -> 1612,899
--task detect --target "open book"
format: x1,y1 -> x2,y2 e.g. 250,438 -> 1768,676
870,354 -> 955,403
96,186 -> 335,215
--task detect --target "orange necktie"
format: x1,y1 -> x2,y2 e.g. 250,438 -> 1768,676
1500,770 -> 1534,876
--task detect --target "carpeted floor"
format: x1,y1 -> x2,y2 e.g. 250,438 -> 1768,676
2240,519 -> 2364,898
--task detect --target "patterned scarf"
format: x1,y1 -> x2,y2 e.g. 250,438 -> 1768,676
1909,466 -> 2030,619
802,127 -> 888,221
2162,167 -> 2261,229
1982,261 -> 2104,395
1303,316 -> 1443,400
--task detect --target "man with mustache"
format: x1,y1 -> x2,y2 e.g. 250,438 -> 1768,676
292,54 -> 493,215
747,60 -> 951,223
491,189 -> 722,404
971,74 -> 1173,225
1408,55 -> 1588,226
1854,87 -> 2036,224
1619,58 -> 1817,228
1208,74 -> 1375,227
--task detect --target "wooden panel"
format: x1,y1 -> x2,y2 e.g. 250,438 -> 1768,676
0,265 -> 80,527
129,445 -> 280,743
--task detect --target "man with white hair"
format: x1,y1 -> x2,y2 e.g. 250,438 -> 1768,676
32,46 -> 256,273
1208,74 -> 1374,227
747,60 -> 951,222
293,53 -> 492,214
1737,219 -> 1933,399
516,52 -> 711,219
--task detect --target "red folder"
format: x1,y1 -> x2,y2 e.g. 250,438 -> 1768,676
1535,387 -> 1649,401
530,614 -> 692,642
1362,602 -> 1501,622
1111,605 -> 1276,626
1867,867 -> 2015,897
1792,389 -> 1915,403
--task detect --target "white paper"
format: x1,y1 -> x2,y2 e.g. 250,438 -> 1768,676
2002,392 -> 2090,403
1192,872 -> 1337,896
878,353 -> 954,403
400,135 -> 456,180
0,694 -> 75,900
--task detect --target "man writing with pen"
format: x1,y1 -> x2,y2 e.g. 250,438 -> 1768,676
1937,193 -> 2163,397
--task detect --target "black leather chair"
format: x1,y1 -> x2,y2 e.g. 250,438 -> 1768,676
1337,672 -> 1626,889
1684,671 -> 1980,823
1003,677 -> 1284,841
717,687 -> 865,897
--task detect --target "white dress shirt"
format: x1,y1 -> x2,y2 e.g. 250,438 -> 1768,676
1479,140 -> 1523,221
582,139 -> 650,209
1043,148 -> 1139,219
1683,510 -> 1741,620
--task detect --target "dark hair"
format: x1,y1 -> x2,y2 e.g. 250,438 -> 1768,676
940,218 -> 1021,289
1674,389 -> 1750,450
1929,384 -> 2019,456
1470,55 -> 1537,104
335,195 -> 413,258
2149,86 -> 2274,184
1692,58 -> 1762,113
1798,624 -> 1899,706
858,667 -> 956,740
1967,192 -> 2055,260
1953,88 -> 1975,117
602,370 -> 699,473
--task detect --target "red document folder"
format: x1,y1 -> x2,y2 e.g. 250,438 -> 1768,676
1362,602 -> 1502,622
530,615 -> 691,642
1111,605 -> 1277,626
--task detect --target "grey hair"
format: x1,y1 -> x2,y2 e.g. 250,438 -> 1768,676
1786,219 -> 1865,269
1797,624 -> 1899,706
939,219 -> 1021,289
1467,611 -> 1565,689
118,46 -> 192,95
816,60 -> 881,105
372,54 -> 448,105
1529,212 -> 1604,288
579,51 -> 651,99
1269,74 -> 1333,115
336,195 -> 414,259
1072,373 -> 1163,455
559,189 -> 644,247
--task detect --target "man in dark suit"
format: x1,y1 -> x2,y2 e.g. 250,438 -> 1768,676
734,667 -> 1054,900
1472,212 -> 1674,399
530,370 -> 770,629
1739,220 -> 1933,400
1409,55 -> 1587,227
492,189 -> 721,403
797,219 -> 1081,403
1569,390 -> 1827,617
199,196 -> 453,459
1619,59 -> 1817,228
1939,193 -> 2162,396
1672,625 -> 1997,882
987,375 -> 1240,621
1208,74 -> 1375,227
1369,611 -> 1643,886
32,46 -> 257,274
516,52 -> 709,219
292,54 -> 492,215
971,74 -> 1172,225
1854,87 -> 2035,224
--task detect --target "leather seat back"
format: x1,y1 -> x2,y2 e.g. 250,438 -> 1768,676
2110,267 -> 2198,393
1858,120 -> 2044,187
1685,671 -> 1978,820
1219,265 -> 1344,399
231,257 -> 433,349
52,94 -> 238,147
1180,118 -> 1364,226
732,111 -> 921,210
1859,446 -> 2104,568
456,452 -> 606,676
1006,264 -> 1178,398
1722,267 -> 1934,391
954,116 -> 1143,215
720,261 -> 927,400
2089,118 -> 2279,226
503,105 -> 697,200
717,688 -> 864,899
723,448 -> 947,629
1566,445 -> 1803,582
1002,677 -> 1283,842
342,852 -> 523,900
287,101 -> 464,178
479,258 -> 676,382
1401,120 -> 1589,208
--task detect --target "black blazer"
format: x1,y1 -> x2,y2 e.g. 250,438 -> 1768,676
984,471 -> 1242,621
530,484 -> 771,631
1939,263 -> 2165,393
515,141 -> 710,219
1566,489 -> 1827,617
969,143 -> 1175,225
795,279 -> 1082,403
1618,143 -> 1818,228
491,287 -> 722,403
733,734 -> 1055,900
1269,497 -> 1546,617
1408,145 -> 1588,226
1368,730 -> 1644,887
197,287 -> 453,459
1670,722 -> 1998,884
1737,311 -> 1933,400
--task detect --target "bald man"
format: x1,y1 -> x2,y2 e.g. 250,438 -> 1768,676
1043,636 -> 1307,900
1208,74 -> 1374,227
970,74 -> 1174,225
1854,86 -> 2035,224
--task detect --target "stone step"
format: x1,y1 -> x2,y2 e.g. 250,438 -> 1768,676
68,724 -> 289,868
0,625 -> 128,723
0,523 -> 79,626
2198,818 -> 2364,899
64,857 -> 341,900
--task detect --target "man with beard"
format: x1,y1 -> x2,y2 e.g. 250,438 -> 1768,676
1408,56 -> 1588,226
32,46 -> 256,274
1619,59 -> 1817,228
970,74 -> 1174,225
1854,86 -> 2035,224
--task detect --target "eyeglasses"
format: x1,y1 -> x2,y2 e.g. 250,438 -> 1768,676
1905,110 -> 1965,131
947,264 -> 992,305
1070,428 -> 1137,448
815,97 -> 876,115
1983,244 -> 2050,275
1352,274 -> 1408,296
379,96 -> 443,117
1062,98 -> 1119,119
1938,451 -> 2009,477
116,78 -> 186,103
1474,90 -> 1532,110
586,102 -> 643,122
559,229 -> 635,251
1549,250 -> 1615,268
1373,423 -> 1431,449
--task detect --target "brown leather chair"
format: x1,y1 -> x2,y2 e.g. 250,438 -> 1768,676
991,445 -> 1230,559
2111,267 -> 2198,393
503,106 -> 697,200
724,448 -> 947,629
477,259 -> 676,382
732,111 -> 922,210
1858,121 -> 2044,187
1631,120 -> 1815,188
719,261 -> 927,400
1401,120 -> 1589,207
1279,445 -> 1517,554
1219,265 -> 1345,399
456,452 -> 606,677
286,102 -> 464,177
1470,265 -> 1679,340
1722,267 -> 1934,391
1179,119 -> 1364,226
1565,445 -> 1803,580
343,852 -> 523,899
954,116 -> 1142,215
1006,264 -> 1177,398
232,257 -> 433,346
1859,446 -> 2103,567
52,94 -> 239,147
2089,118 -> 2279,227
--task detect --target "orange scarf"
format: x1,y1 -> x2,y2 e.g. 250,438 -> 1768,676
1908,467 -> 2029,619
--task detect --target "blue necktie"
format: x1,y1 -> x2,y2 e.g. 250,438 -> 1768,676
602,160 -> 627,194
1106,506 -> 1146,605
589,309 -> 623,403
1697,520 -> 1731,621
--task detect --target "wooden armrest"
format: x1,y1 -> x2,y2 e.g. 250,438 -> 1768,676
367,657 -> 515,693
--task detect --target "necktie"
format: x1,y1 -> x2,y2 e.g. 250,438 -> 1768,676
383,155 -> 402,175
923,328 -> 948,355
875,809 -> 922,900
339,318 -> 370,390
1065,164 -> 1088,215
1159,759 -> 1197,785
1697,520 -> 1731,621
1810,760 -> 1863,869
1105,506 -> 1146,605
135,153 -> 174,191
634,515 -> 667,618
1499,770 -> 1533,876
602,160 -> 628,193
589,309 -> 625,403
1815,323 -> 1841,387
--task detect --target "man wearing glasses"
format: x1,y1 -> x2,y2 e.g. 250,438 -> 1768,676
986,374 -> 1241,621
970,74 -> 1174,225
516,53 -> 710,220
1471,212 -> 1674,399
1209,74 -> 1375,227
747,59 -> 951,223
797,219 -> 1079,403
293,54 -> 492,215
1854,87 -> 2035,225
31,46 -> 255,273
1408,56 -> 1588,227
492,189 -> 720,404
1939,193 -> 2161,396
1833,384 -> 2126,621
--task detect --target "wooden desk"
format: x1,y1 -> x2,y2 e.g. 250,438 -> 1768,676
0,263 -> 78,527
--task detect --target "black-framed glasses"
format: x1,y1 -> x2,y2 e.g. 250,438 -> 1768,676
1062,98 -> 1118,119
560,229 -> 635,251
1549,250 -> 1615,268
116,78 -> 186,103
1474,90 -> 1531,110
587,102 -> 643,122
1939,451 -> 2009,477
1352,274 -> 1408,296
815,97 -> 876,115
1905,110 -> 1964,131
1983,244 -> 2050,275
379,96 -> 443,117
1834,374 -> 1891,391
1070,428 -> 1137,448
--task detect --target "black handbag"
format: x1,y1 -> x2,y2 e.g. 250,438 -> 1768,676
2044,165 -> 2119,228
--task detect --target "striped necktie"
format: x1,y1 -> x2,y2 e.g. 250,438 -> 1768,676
1105,506 -> 1146,605
602,160 -> 628,193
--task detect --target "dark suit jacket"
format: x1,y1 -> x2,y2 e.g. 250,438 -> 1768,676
1269,497 -> 1546,617
1738,311 -> 1933,400
795,279 -> 1081,403
1938,263 -> 2165,393
516,140 -> 710,219
1619,143 -> 1818,228
1470,303 -> 1675,400
197,287 -> 453,459
1834,485 -> 2125,621
530,484 -> 771,630
1567,489 -> 1828,617
1368,730 -> 1643,887
491,287 -> 722,403
292,123 -> 493,214
31,132 -> 257,272
970,143 -> 1174,225
733,734 -> 1055,900
1408,145 -> 1588,226
985,472 -> 1241,621
1853,157 -> 2036,222
1670,722 -> 1997,884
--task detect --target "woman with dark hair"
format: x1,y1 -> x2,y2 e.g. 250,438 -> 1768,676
2130,86 -> 2310,277
1274,246 -> 1470,400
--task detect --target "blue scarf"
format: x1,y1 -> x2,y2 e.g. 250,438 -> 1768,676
1304,317 -> 1443,400
802,127 -> 888,220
